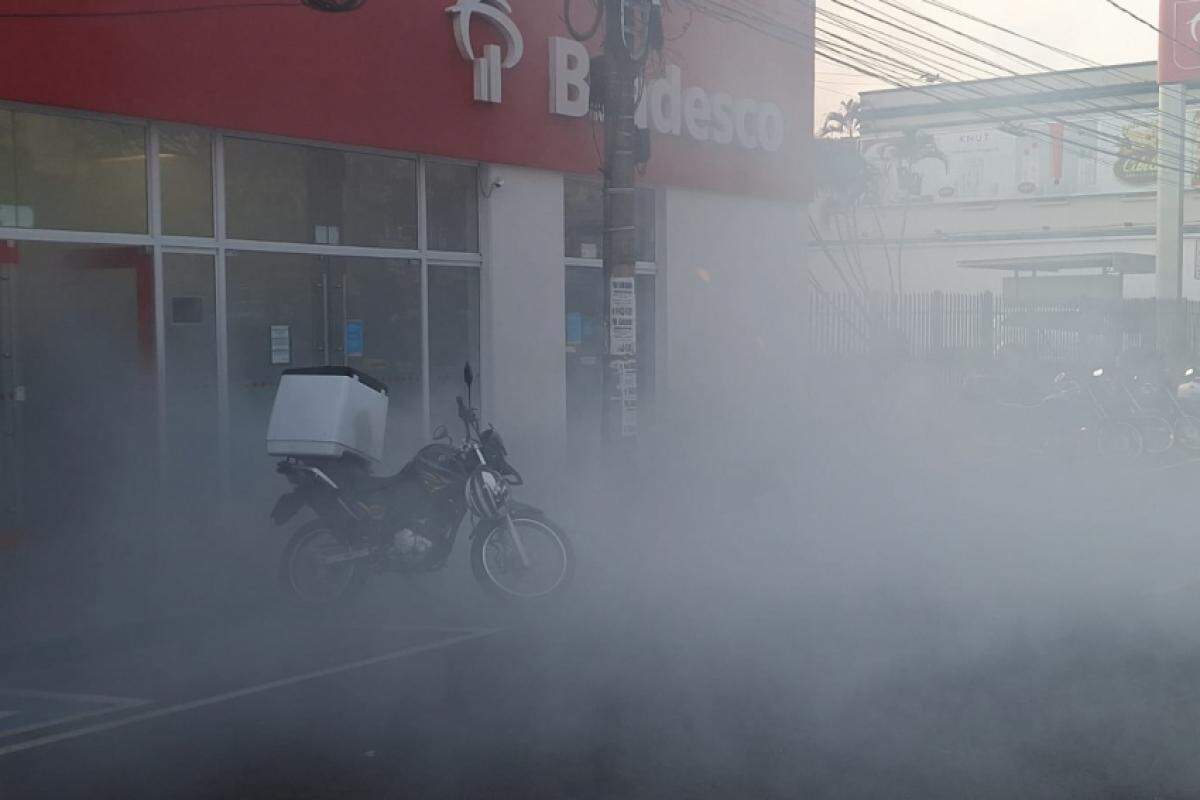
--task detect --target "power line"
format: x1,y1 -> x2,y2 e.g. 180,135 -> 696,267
0,1 -> 298,19
813,0 -> 1199,171
849,0 -> 1200,162
689,0 -> 1196,176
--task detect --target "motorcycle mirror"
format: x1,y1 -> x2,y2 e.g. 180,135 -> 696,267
463,362 -> 474,388
432,424 -> 449,442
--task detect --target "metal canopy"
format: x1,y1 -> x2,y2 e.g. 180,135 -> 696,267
957,252 -> 1155,275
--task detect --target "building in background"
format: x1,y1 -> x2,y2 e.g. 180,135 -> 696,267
0,0 -> 813,547
813,62 -> 1200,302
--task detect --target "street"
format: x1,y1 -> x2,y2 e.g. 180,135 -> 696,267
5,439 -> 1200,799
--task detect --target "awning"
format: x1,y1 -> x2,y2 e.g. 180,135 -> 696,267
957,252 -> 1154,275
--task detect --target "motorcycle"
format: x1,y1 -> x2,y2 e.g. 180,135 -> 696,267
270,364 -> 575,606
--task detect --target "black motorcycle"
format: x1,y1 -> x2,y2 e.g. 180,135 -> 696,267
270,365 -> 574,606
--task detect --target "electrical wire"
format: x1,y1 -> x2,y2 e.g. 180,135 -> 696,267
0,1 -> 298,19
676,0 -> 1198,177
810,0 -> 1199,173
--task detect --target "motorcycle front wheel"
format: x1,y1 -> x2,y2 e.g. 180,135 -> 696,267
1175,414 -> 1200,450
470,515 -> 574,603
1133,415 -> 1175,455
1096,420 -> 1144,460
279,520 -> 368,607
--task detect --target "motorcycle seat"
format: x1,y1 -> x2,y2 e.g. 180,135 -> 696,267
355,472 -> 408,494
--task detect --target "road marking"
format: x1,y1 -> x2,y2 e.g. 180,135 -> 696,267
0,688 -> 144,706
342,623 -> 497,634
0,690 -> 148,741
1144,456 -> 1200,473
0,627 -> 501,759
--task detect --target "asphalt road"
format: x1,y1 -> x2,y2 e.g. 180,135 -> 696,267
5,443 -> 1200,798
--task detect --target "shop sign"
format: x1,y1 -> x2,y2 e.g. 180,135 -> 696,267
1113,123 -> 1158,185
549,37 -> 785,152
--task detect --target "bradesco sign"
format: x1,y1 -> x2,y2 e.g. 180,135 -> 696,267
549,38 -> 786,152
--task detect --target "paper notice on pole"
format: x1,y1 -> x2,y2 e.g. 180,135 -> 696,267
610,277 -> 636,357
613,358 -> 638,438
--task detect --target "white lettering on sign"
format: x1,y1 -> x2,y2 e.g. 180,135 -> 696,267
549,36 -> 590,116
548,37 -> 785,152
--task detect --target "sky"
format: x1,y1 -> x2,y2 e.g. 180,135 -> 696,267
814,0 -> 1161,122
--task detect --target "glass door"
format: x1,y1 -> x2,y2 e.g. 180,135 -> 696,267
0,243 -> 159,541
327,257 -> 422,471
161,251 -> 220,516
224,251 -> 326,489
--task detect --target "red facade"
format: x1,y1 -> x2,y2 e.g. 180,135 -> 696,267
0,0 -> 813,198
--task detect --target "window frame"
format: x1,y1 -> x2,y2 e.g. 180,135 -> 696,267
0,100 -> 484,493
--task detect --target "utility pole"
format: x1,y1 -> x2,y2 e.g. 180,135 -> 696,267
1157,81 -> 1187,358
600,0 -> 642,444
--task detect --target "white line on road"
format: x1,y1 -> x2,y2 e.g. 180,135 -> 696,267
0,628 -> 501,759
0,689 -> 148,741
0,687 -> 145,706
342,623 -> 498,634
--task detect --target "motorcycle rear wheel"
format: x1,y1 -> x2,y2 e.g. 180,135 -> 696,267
279,521 -> 368,607
470,515 -> 574,603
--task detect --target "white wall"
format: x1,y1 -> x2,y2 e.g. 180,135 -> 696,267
808,191 -> 1200,299
659,188 -> 810,430
478,172 -> 813,466
479,166 -> 567,482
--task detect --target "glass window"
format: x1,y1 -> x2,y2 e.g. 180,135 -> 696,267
425,161 -> 479,252
224,137 -> 417,248
0,113 -> 14,220
335,257 -> 423,466
160,127 -> 213,236
564,178 -> 603,260
429,266 -> 481,434
11,111 -> 147,233
563,177 -> 655,262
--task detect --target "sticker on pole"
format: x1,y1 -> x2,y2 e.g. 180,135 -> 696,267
609,277 -> 636,357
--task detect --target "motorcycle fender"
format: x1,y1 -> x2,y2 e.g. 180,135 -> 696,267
468,501 -> 545,540
270,488 -> 308,526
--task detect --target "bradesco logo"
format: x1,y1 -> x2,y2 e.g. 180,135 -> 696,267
549,37 -> 785,153
446,0 -> 524,103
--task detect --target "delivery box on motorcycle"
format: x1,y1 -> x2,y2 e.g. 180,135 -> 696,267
266,367 -> 388,463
